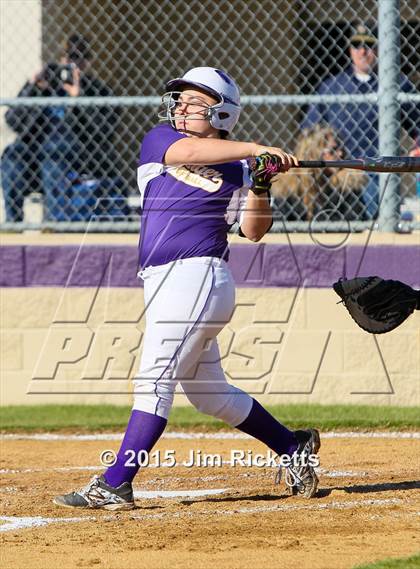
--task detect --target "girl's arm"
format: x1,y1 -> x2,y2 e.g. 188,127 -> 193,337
165,137 -> 297,168
165,137 -> 297,242
239,191 -> 273,242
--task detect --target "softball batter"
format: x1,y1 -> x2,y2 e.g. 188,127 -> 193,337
54,67 -> 320,510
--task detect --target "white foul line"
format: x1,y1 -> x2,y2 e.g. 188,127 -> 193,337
0,497 -> 405,533
1,431 -> 419,441
0,465 -> 367,478
133,488 -> 228,499
0,515 -> 95,533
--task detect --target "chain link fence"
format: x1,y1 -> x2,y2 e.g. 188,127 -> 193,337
0,0 -> 419,232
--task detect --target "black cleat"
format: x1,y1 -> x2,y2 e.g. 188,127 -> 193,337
53,474 -> 135,510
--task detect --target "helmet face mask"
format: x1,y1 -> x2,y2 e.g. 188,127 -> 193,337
158,67 -> 241,135
159,90 -> 224,130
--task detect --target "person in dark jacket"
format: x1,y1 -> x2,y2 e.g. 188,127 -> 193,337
301,24 -> 419,220
1,34 -> 123,222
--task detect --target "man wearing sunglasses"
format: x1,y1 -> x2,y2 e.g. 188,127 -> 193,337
301,23 -> 419,220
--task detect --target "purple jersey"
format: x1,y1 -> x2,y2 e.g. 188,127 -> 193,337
137,123 -> 251,268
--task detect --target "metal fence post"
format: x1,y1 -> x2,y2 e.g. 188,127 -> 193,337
378,0 -> 401,231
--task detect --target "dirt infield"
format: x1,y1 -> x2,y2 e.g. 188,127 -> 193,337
1,432 -> 419,569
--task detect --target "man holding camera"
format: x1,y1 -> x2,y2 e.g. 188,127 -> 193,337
1,34 -> 123,222
301,24 -> 419,220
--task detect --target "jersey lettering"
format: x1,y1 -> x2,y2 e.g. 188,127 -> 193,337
168,165 -> 223,192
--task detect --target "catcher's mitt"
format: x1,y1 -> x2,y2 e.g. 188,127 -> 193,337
333,276 -> 420,334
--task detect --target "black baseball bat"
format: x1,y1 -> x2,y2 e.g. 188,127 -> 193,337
295,156 -> 420,173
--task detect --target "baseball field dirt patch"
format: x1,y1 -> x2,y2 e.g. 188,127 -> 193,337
1,432 -> 419,569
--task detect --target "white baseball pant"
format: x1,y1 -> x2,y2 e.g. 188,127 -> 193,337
133,256 -> 253,425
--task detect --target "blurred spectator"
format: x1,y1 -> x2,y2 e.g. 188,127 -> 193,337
301,23 -> 419,220
271,124 -> 366,221
1,34 -> 126,222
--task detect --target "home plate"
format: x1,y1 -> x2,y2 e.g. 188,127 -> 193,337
133,488 -> 228,499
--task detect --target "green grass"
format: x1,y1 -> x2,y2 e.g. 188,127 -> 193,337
0,403 -> 419,432
352,553 -> 420,568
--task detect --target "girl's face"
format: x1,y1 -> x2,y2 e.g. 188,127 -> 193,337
321,133 -> 344,175
173,87 -> 220,138
321,133 -> 344,161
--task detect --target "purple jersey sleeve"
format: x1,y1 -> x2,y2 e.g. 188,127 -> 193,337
139,123 -> 187,165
